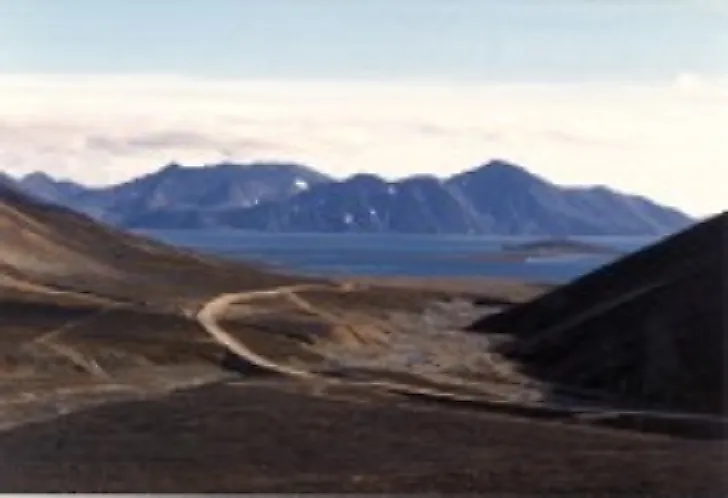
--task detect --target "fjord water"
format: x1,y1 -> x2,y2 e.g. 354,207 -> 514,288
138,230 -> 658,284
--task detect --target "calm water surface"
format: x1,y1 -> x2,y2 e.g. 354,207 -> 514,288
138,230 -> 660,284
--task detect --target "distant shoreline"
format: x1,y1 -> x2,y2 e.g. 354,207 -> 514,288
466,238 -> 623,263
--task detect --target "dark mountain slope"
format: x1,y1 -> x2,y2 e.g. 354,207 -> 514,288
467,211 -> 727,415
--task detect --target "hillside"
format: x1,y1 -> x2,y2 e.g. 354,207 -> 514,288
0,182 -> 299,312
467,211 -> 727,415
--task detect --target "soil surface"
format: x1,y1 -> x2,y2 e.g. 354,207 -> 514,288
0,381 -> 724,494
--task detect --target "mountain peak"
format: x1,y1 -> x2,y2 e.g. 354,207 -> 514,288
161,162 -> 183,171
346,173 -> 388,185
486,158 -> 529,172
448,159 -> 552,193
480,159 -> 546,181
21,171 -> 56,182
14,171 -> 87,205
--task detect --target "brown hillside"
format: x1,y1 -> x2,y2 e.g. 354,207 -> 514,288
0,183 -> 304,312
0,183 -> 520,383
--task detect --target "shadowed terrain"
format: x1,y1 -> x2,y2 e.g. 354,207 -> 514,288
468,212 -> 727,416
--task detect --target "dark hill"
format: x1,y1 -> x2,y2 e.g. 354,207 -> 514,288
467,212 -> 727,415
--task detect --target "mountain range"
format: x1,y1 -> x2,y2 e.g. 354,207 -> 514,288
4,160 -> 693,235
2,159 -> 723,493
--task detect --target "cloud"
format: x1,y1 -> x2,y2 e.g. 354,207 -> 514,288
0,74 -> 725,216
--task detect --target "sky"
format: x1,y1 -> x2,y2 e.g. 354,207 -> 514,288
0,0 -> 726,216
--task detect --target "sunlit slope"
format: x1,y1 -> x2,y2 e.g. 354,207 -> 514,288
0,183 -> 301,311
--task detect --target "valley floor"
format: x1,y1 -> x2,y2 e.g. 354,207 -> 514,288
0,380 -> 724,494
1,276 -> 724,493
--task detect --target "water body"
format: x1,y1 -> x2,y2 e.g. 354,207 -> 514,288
137,230 -> 660,284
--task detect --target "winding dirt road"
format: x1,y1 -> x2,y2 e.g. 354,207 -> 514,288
194,284 -> 728,439
196,284 -> 327,379
194,284 -> 565,405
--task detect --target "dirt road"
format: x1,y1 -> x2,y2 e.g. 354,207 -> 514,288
196,284 -> 325,379
194,284 -> 728,439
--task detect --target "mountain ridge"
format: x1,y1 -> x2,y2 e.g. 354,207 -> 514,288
6,159 -> 694,235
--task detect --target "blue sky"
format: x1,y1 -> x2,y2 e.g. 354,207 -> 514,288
0,1 -> 726,216
1,0 -> 727,81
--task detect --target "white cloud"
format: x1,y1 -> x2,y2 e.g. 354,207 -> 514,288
0,74 -> 726,216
